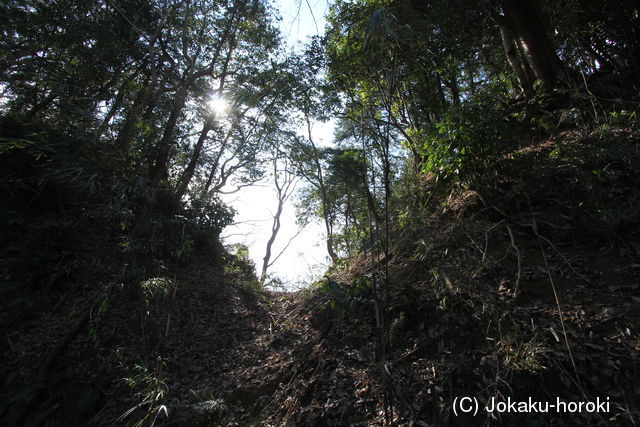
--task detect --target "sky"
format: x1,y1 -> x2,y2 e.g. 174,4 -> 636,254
275,0 -> 330,44
220,0 -> 332,290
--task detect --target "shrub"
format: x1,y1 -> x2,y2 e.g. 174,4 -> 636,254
418,86 -> 515,187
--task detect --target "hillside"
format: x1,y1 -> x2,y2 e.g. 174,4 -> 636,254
223,122 -> 640,426
2,121 -> 639,426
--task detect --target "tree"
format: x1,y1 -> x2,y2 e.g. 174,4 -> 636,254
492,0 -> 564,91
290,124 -> 339,263
260,150 -> 298,282
0,0 -> 284,281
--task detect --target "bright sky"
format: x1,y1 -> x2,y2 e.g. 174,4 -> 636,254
220,0 -> 332,290
276,0 -> 330,45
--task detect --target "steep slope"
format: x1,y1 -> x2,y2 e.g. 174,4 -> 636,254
2,124 -> 639,426
1,247 -> 275,426
219,123 -> 640,426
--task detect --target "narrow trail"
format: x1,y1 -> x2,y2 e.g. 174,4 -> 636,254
0,252 -> 277,425
124,255 -> 301,425
150,254 -> 382,426
140,254 -> 321,425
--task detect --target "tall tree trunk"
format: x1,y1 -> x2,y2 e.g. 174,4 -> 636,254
322,202 -> 338,263
114,11 -> 166,153
490,8 -> 533,96
115,65 -> 160,154
447,72 -> 461,106
204,125 -> 236,192
316,162 -> 337,263
515,38 -> 537,85
260,176 -> 284,281
501,0 -> 563,89
260,202 -> 281,282
177,29 -> 238,199
149,74 -> 192,188
150,0 -> 243,190
260,153 -> 298,282
344,194 -> 353,255
175,119 -> 213,199
304,115 -> 338,263
96,72 -> 137,141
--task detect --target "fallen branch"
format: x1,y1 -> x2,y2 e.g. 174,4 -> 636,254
35,310 -> 91,380
506,226 -> 522,297
483,220 -> 505,263
527,197 -> 584,396
519,221 -> 592,284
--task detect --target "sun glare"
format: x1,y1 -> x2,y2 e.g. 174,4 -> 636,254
208,95 -> 229,115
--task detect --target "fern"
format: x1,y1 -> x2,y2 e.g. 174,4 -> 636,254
390,311 -> 408,346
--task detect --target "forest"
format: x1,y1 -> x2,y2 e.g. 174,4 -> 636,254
1,0 -> 639,425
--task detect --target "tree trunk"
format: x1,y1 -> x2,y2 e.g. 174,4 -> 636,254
149,75 -> 191,188
115,65 -> 160,154
175,119 -> 213,199
306,117 -> 338,263
447,66 -> 461,106
204,128 -> 234,192
114,12 -> 166,153
150,0 -> 242,191
491,8 -> 533,96
178,31 -> 238,198
96,72 -> 137,141
515,38 -> 537,85
326,234 -> 338,262
260,194 -> 283,282
501,0 -> 563,89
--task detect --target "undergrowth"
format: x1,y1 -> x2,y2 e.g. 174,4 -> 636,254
315,111 -> 640,425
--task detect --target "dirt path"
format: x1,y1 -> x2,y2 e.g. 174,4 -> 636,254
117,255 -> 300,425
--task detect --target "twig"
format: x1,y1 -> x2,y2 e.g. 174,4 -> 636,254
523,223 -> 591,285
527,197 -> 584,396
483,220 -> 505,263
466,232 -> 486,259
396,344 -> 422,362
267,225 -> 307,269
506,226 -> 522,297
466,220 -> 505,262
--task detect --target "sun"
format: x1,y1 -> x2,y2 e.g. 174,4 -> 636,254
208,95 -> 229,115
